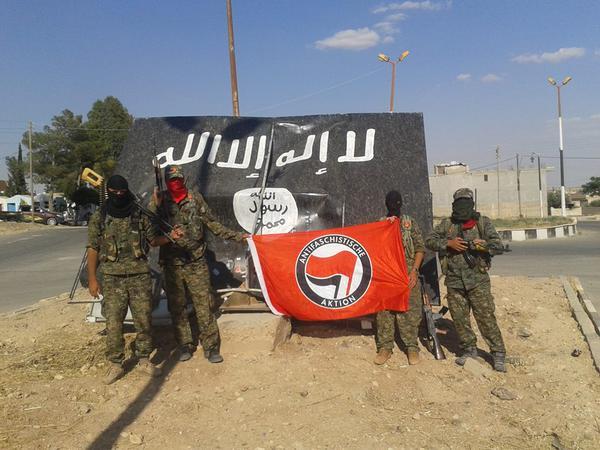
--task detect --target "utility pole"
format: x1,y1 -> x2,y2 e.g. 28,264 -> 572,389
516,153 -> 522,218
495,145 -> 500,218
226,0 -> 240,117
531,153 -> 543,218
28,121 -> 34,223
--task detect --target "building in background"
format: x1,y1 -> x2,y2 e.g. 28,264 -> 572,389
429,162 -> 552,219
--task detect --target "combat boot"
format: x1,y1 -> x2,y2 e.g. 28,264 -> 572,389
492,351 -> 507,373
373,349 -> 392,365
207,349 -> 224,364
407,350 -> 420,365
103,362 -> 124,385
178,345 -> 193,362
455,347 -> 478,366
137,357 -> 162,377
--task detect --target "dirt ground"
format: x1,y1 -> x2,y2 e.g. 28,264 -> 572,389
1,276 -> 599,449
0,222 -> 47,236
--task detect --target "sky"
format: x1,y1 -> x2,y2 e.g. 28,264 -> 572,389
1,0 -> 599,188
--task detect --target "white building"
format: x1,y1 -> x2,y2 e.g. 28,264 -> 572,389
429,162 -> 552,219
1,194 -> 32,212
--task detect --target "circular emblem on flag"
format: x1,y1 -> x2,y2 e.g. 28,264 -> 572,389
295,234 -> 372,309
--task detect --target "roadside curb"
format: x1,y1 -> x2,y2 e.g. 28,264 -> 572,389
561,276 -> 600,374
498,219 -> 577,242
570,278 -> 600,336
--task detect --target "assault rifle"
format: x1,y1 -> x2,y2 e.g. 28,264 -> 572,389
81,168 -> 175,243
419,275 -> 447,360
152,153 -> 173,238
456,233 -> 511,270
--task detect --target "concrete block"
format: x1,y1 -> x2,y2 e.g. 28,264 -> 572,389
512,230 -> 526,241
561,277 -> 600,374
536,228 -> 548,239
555,226 -> 564,238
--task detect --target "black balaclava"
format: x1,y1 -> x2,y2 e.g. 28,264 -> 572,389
385,190 -> 403,218
106,175 -> 134,218
451,198 -> 479,222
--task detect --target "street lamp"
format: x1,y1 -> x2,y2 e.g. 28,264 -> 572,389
547,75 -> 572,216
378,50 -> 409,112
530,152 -> 544,218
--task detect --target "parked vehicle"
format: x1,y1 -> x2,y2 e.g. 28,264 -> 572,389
17,206 -> 65,226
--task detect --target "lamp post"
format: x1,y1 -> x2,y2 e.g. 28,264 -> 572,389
378,50 -> 409,112
547,76 -> 572,217
530,152 -> 544,218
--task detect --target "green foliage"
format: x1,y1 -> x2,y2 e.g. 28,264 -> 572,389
547,191 -> 561,209
5,144 -> 28,196
589,199 -> 600,207
582,177 -> 600,196
21,97 -> 133,202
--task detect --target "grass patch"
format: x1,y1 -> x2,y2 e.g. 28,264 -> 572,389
492,217 -> 572,229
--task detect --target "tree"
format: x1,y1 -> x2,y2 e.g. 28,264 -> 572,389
85,96 -> 133,175
23,109 -> 87,210
582,176 -> 600,196
547,190 -> 561,209
21,97 -> 133,205
5,144 -> 28,196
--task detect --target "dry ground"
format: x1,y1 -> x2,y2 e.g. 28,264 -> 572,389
0,222 -> 47,236
1,277 -> 599,449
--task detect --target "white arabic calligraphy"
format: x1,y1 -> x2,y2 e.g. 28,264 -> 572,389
155,128 -> 376,169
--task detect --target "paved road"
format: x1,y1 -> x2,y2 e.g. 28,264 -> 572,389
0,226 -> 88,313
493,220 -> 600,311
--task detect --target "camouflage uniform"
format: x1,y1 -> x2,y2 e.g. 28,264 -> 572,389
375,215 -> 425,353
425,215 -> 506,353
87,209 -> 158,363
155,176 -> 243,354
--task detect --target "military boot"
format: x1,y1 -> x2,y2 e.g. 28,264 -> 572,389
137,358 -> 162,377
103,362 -> 124,385
407,350 -> 420,365
373,349 -> 392,365
492,352 -> 507,373
207,349 -> 224,364
178,345 -> 193,362
455,347 -> 478,366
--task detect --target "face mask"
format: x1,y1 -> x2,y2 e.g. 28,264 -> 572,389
451,198 -> 475,222
167,178 -> 187,204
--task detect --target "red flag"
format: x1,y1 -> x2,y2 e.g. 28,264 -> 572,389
247,219 -> 410,321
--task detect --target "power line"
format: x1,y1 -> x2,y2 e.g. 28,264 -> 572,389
246,67 -> 386,114
469,157 -> 514,171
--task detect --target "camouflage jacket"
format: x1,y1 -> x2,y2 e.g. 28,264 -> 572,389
425,216 -> 502,290
153,191 -> 244,266
381,215 -> 425,271
87,209 -> 158,275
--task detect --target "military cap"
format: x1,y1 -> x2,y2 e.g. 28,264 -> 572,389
164,165 -> 184,181
453,188 -> 474,200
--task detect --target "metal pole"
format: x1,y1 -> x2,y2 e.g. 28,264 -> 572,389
516,153 -> 522,218
537,154 -> 543,218
389,62 -> 396,112
557,85 -> 566,216
496,145 -> 500,218
226,0 -> 240,117
28,121 -> 34,223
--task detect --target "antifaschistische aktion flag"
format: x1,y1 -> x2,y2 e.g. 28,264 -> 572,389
247,219 -> 410,321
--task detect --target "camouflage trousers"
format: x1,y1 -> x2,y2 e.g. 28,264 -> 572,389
102,273 -> 153,363
164,258 -> 220,352
375,286 -> 422,352
446,281 -> 505,353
